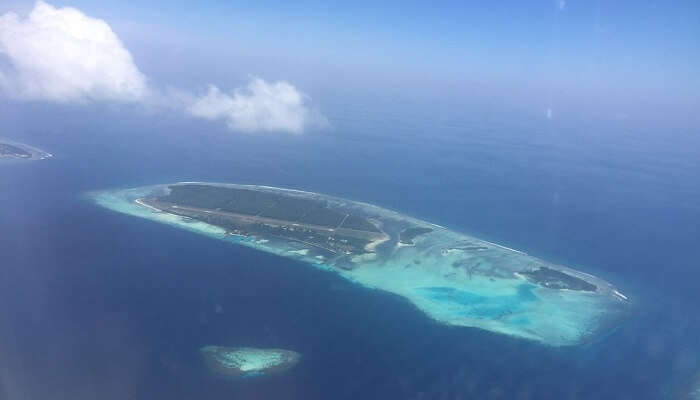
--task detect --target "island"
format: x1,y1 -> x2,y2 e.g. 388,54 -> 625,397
0,139 -> 52,161
399,227 -> 434,245
200,346 -> 300,378
90,182 -> 630,346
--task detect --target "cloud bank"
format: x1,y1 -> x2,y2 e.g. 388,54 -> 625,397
187,80 -> 326,134
0,1 -> 324,134
0,1 -> 146,102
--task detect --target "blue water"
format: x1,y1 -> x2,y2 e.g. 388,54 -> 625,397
418,284 -> 536,319
1,100 -> 699,399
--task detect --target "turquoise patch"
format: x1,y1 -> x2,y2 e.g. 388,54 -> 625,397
418,284 -> 537,320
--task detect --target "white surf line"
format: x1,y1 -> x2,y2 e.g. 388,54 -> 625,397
168,183 -> 527,257
134,198 -> 163,213
482,240 -> 527,255
256,185 -> 317,195
571,270 -> 603,281
337,214 -> 349,229
613,290 -> 629,300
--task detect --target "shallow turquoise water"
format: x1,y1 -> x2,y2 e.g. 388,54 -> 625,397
3,107 -> 700,398
91,183 -> 628,346
419,283 -> 537,319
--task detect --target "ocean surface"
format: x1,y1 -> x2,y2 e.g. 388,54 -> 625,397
1,99 -> 699,399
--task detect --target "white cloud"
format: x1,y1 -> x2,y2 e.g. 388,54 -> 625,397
187,79 -> 327,134
0,2 -> 326,134
559,0 -> 566,11
0,1 -> 146,102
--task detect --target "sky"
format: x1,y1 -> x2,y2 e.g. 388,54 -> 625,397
0,0 -> 698,134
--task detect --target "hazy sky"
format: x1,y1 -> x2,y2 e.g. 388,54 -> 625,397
1,0 -> 698,131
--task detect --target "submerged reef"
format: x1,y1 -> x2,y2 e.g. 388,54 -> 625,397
0,139 -> 52,161
200,346 -> 300,378
91,182 -> 630,346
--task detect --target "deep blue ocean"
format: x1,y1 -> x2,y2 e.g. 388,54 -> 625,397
1,98 -> 699,399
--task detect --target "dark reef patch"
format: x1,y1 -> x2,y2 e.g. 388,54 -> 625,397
521,267 -> 597,292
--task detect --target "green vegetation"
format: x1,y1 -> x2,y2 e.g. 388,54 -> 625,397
94,183 -> 627,346
399,227 -> 433,244
160,184 -> 380,231
340,214 -> 380,232
300,206 -> 345,227
147,184 -> 386,259
520,267 -> 597,292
